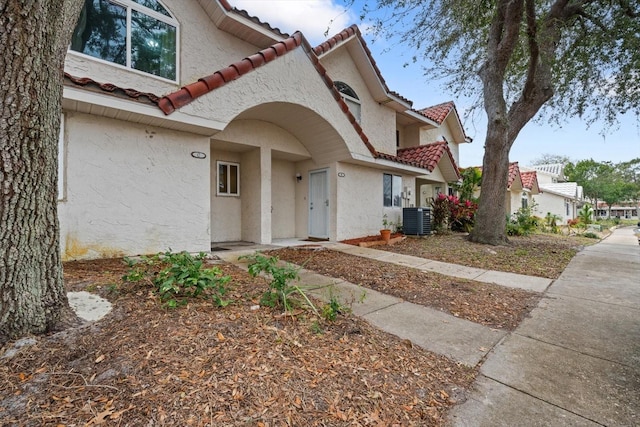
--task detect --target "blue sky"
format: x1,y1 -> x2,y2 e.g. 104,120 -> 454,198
231,0 -> 640,167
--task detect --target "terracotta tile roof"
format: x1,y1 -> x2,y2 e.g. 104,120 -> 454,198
419,101 -> 455,124
158,32 -> 303,114
219,0 -> 289,38
520,171 -> 539,191
64,24 -> 450,174
378,141 -> 461,179
313,25 -> 413,107
64,73 -> 161,105
508,162 -> 521,188
64,31 -> 380,159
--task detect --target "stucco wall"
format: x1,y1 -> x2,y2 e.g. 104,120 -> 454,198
240,148 -> 271,243
507,190 -> 522,216
318,48 -> 396,154
533,193 -> 573,224
335,163 -> 415,240
182,48 -> 371,162
64,0 -> 262,93
58,113 -> 210,260
271,159 -> 296,238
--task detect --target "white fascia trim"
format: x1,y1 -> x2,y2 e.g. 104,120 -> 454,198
63,86 -> 227,133
403,109 -> 439,127
225,13 -> 286,43
538,187 -> 578,200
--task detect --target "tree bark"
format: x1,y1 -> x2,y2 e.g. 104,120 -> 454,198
0,0 -> 83,344
469,0 -> 573,245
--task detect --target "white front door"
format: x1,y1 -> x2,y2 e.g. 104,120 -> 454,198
309,169 -> 329,238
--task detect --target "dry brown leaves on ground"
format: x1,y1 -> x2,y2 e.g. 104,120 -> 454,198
268,248 -> 540,331
378,233 -> 596,279
0,259 -> 475,426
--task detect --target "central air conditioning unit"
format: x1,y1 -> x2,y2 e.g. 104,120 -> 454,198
402,207 -> 431,235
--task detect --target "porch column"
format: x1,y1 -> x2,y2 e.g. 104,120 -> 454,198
241,147 -> 272,244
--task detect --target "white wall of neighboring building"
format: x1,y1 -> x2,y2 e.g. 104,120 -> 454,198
533,192 -> 575,224
507,190 -> 523,216
58,113 -> 211,260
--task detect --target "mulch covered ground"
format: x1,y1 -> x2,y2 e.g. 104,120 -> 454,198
267,248 -> 540,331
378,233 -> 595,279
0,232 -> 592,425
0,258 -> 475,426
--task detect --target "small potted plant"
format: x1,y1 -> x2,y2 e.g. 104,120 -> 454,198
380,214 -> 391,242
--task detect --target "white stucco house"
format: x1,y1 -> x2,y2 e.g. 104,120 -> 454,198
473,162 -> 539,216
527,164 -> 584,224
58,0 -> 468,260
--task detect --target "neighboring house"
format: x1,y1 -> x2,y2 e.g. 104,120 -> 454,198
532,182 -> 583,224
526,164 -> 583,224
412,102 -> 471,205
59,0 -> 467,260
520,170 -> 540,210
472,162 -> 539,217
595,202 -> 639,219
531,163 -> 566,182
505,162 -> 542,216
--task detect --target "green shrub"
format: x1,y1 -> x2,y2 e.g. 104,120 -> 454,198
582,232 -> 599,239
321,293 -> 348,322
124,251 -> 231,308
506,205 -> 539,236
240,252 -> 318,315
544,212 -> 562,234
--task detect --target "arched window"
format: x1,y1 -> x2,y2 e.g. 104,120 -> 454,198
335,81 -> 361,123
70,0 -> 178,81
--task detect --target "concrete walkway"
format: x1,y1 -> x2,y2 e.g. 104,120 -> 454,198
449,227 -> 640,426
216,238 -> 551,367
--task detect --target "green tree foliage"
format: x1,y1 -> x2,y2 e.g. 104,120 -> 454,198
358,0 -> 640,244
451,167 -> 482,202
530,154 -> 572,166
566,158 -> 639,217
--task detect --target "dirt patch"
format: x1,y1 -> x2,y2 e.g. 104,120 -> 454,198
268,248 -> 541,331
0,259 -> 475,426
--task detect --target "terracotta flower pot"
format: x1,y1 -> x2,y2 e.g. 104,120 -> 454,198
380,229 -> 391,242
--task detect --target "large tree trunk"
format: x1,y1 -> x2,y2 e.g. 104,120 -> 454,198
470,129 -> 511,245
0,0 -> 82,344
469,0 -> 560,245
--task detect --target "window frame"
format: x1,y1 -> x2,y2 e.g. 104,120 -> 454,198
335,81 -> 361,123
217,161 -> 240,197
383,173 -> 402,208
69,0 -> 180,83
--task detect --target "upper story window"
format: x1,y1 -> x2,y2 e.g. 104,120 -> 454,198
335,81 -> 361,123
70,0 -> 178,81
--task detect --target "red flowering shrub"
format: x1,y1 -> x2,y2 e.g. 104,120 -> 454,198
431,193 -> 478,232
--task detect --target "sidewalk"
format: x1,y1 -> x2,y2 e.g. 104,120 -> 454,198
448,227 -> 640,426
216,238 -> 551,367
